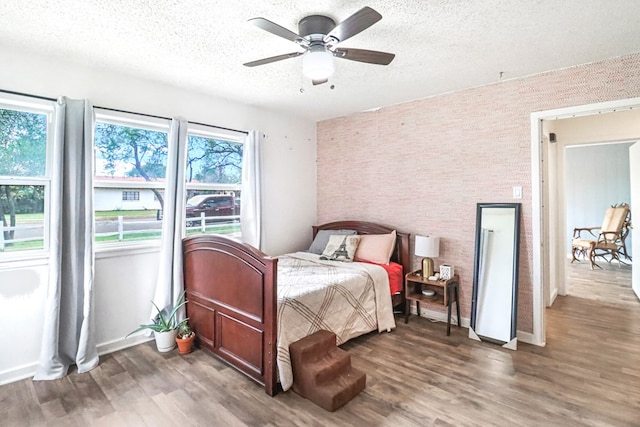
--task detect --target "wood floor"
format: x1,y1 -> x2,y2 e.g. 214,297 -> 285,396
2,263 -> 639,426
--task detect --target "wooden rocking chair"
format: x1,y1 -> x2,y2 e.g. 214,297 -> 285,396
571,203 -> 632,270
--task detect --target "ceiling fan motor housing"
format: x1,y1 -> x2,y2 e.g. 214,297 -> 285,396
298,15 -> 335,38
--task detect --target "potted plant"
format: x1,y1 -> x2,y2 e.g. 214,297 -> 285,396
175,320 -> 195,354
127,291 -> 187,353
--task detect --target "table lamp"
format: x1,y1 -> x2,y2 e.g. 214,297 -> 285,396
415,235 -> 440,279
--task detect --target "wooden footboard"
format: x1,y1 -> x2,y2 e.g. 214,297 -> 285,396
182,235 -> 278,396
183,221 -> 409,396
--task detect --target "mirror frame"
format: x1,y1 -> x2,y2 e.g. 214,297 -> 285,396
470,202 -> 522,344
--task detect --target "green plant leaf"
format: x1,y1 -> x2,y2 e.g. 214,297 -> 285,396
125,291 -> 189,338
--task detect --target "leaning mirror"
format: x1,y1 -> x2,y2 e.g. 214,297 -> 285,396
469,203 -> 521,350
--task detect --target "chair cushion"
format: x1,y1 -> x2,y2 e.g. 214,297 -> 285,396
573,238 -> 617,251
572,239 -> 594,249
601,205 -> 629,233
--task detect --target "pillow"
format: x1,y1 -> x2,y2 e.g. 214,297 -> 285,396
354,230 -> 397,265
320,234 -> 360,262
308,229 -> 356,255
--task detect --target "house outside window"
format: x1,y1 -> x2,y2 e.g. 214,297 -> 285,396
0,94 -> 53,258
94,110 -> 169,245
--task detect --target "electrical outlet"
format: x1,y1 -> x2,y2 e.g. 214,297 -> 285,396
513,186 -> 522,199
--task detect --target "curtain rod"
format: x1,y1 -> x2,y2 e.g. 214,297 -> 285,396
188,120 -> 248,135
1,88 -> 57,102
96,106 -> 248,135
0,88 -> 249,135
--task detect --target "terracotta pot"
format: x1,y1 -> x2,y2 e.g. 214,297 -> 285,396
176,333 -> 195,354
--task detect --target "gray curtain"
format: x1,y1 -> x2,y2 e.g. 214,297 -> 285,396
152,118 -> 188,319
34,97 -> 98,380
240,131 -> 262,249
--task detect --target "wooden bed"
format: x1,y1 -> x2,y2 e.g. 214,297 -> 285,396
182,220 -> 410,396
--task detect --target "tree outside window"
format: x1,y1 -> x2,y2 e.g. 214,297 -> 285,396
1,101 -> 247,253
93,116 -> 245,244
184,129 -> 243,237
93,118 -> 169,244
0,105 -> 49,253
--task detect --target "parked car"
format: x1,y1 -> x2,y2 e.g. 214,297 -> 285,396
185,194 -> 239,224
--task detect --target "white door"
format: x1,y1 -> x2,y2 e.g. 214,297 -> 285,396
630,142 -> 640,299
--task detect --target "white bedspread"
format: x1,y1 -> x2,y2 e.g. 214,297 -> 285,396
276,252 -> 396,391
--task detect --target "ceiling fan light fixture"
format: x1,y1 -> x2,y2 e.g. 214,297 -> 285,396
302,45 -> 334,80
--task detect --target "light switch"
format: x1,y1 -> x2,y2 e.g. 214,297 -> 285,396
513,186 -> 522,199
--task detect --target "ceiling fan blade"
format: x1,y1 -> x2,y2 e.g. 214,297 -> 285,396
324,7 -> 382,43
333,48 -> 395,65
312,78 -> 329,86
248,17 -> 303,43
243,51 -> 304,67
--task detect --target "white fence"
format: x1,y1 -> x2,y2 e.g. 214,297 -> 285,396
0,213 -> 240,250
0,222 -> 44,250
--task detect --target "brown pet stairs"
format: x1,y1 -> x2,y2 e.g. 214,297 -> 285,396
289,330 -> 366,411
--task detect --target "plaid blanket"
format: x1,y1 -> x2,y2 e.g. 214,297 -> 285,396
276,252 -> 396,391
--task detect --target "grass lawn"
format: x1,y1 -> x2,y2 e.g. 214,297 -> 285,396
3,211 -> 239,252
13,210 -> 159,223
12,213 -> 45,223
2,240 -> 43,251
3,224 -> 240,252
95,210 -> 159,220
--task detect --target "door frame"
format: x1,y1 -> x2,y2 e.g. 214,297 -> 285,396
530,96 -> 640,347
630,142 -> 640,299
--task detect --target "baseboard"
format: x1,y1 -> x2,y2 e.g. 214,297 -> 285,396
516,330 -> 540,346
0,362 -> 39,386
97,334 -> 153,356
549,287 -> 558,306
0,335 -> 153,386
412,305 -> 470,328
410,304 -> 543,347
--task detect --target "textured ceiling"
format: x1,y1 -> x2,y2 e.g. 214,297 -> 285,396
1,1 -> 639,121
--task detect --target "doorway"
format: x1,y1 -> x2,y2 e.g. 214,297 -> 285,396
564,142 -> 634,303
530,97 -> 640,346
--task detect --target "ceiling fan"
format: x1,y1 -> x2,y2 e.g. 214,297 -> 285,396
243,6 -> 395,85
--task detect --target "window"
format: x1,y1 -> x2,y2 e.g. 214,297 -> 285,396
185,124 -> 243,238
94,110 -> 169,245
2,98 -> 247,254
122,191 -> 140,201
0,94 -> 53,257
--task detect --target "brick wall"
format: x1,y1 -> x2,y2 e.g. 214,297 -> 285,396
317,53 -> 640,333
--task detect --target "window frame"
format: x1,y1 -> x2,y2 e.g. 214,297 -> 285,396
185,123 -> 244,195
0,99 -> 249,260
93,109 -> 171,250
0,93 -> 54,262
185,123 -> 244,238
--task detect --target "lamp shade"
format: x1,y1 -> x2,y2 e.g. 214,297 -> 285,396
414,235 -> 440,258
302,46 -> 334,80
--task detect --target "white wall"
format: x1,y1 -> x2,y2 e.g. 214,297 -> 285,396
0,45 -> 317,384
0,261 -> 48,383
